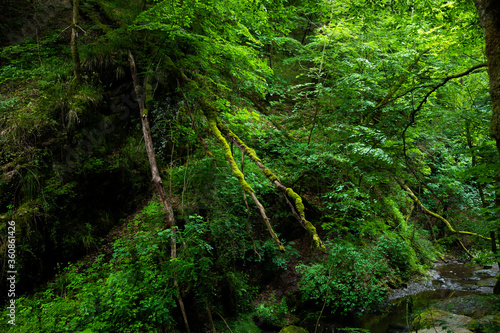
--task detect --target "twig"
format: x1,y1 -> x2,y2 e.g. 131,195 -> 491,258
214,309 -> 234,333
315,297 -> 327,333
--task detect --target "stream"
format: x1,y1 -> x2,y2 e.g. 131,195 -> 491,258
320,260 -> 499,333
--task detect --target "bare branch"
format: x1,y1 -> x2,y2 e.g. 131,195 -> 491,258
403,63 -> 487,145
402,63 -> 488,170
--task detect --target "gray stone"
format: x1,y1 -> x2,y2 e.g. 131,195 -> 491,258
477,278 -> 498,287
412,309 -> 475,333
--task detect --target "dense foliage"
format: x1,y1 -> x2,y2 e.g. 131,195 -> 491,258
1,0 -> 499,332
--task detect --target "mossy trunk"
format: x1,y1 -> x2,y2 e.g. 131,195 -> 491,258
204,106 -> 285,251
473,0 -> 500,294
217,121 -> 326,252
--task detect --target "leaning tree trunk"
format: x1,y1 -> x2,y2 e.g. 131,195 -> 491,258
71,0 -> 81,84
128,52 -> 190,332
163,55 -> 323,251
215,120 -> 326,252
473,0 -> 500,294
204,105 -> 285,252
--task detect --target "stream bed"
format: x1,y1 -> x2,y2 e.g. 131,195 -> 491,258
321,260 -> 499,333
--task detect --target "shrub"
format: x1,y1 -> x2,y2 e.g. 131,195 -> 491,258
297,241 -> 390,316
375,233 -> 414,278
255,293 -> 291,327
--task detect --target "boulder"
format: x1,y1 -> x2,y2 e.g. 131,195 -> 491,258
432,294 -> 496,318
477,278 -> 497,288
412,309 -> 475,333
279,325 -> 309,333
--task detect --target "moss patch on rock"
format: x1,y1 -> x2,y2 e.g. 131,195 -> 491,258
279,326 -> 309,333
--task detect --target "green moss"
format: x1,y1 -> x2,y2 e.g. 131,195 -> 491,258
217,121 -> 285,187
285,188 -> 305,217
279,326 -> 309,333
305,219 -> 326,252
263,168 -> 279,182
285,188 -> 326,252
220,123 -> 263,163
208,117 -> 253,193
245,147 -> 262,163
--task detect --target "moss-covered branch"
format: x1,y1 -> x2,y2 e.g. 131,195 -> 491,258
285,188 -> 326,252
207,116 -> 253,194
156,57 -> 313,251
218,121 -> 326,252
204,108 -> 284,251
399,181 -> 491,241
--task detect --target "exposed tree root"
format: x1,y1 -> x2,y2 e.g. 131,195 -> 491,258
398,180 -> 491,241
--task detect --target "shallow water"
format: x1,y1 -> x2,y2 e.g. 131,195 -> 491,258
324,260 -> 498,333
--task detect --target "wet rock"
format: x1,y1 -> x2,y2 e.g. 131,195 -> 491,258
414,326 -> 473,333
474,269 -> 496,277
412,309 -> 475,333
477,315 -> 495,324
432,294 -> 496,318
495,279 -> 500,294
477,278 -> 498,288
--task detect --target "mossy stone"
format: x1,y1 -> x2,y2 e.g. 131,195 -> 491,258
279,325 -> 309,333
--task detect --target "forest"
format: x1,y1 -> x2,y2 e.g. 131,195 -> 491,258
1,0 -> 500,332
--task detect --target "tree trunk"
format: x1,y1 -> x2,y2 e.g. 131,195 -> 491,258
473,0 -> 500,294
71,0 -> 81,84
217,121 -> 326,252
473,1 -> 500,148
205,108 -> 285,251
128,52 -> 190,331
